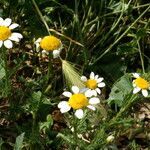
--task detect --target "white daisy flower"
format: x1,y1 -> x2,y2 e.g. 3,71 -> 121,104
132,73 -> 150,97
58,86 -> 100,119
81,72 -> 105,96
35,35 -> 62,58
0,17 -> 23,49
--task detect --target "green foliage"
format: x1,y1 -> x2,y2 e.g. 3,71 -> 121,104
14,133 -> 25,150
39,114 -> 53,133
0,61 -> 5,80
29,91 -> 42,112
108,74 -> 133,106
0,138 -> 4,150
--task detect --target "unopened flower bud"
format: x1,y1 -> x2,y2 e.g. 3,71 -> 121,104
106,135 -> 114,143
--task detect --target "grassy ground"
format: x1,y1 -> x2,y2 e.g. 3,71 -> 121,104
0,0 -> 150,149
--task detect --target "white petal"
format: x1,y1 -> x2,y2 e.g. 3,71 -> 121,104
58,101 -> 68,108
0,17 -> 4,25
89,97 -> 100,104
85,89 -> 93,97
35,38 -> 42,44
11,33 -> 23,39
80,88 -> 88,93
35,43 -> 40,49
97,77 -> 104,83
60,107 -> 71,113
0,41 -> 3,48
98,82 -> 105,87
90,72 -> 95,79
4,40 -> 13,49
94,75 -> 99,80
58,101 -> 71,113
81,76 -> 87,82
96,88 -> 101,94
9,36 -> 19,42
75,109 -> 84,119
87,105 -> 96,111
91,90 -> 97,96
9,23 -> 19,29
2,18 -> 12,26
133,87 -> 141,94
42,50 -> 48,54
142,90 -> 148,97
132,73 -> 140,78
132,82 -> 136,87
53,50 -> 60,58
72,86 -> 79,94
62,91 -> 72,97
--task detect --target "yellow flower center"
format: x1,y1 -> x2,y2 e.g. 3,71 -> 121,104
134,77 -> 149,89
68,94 -> 88,110
0,26 -> 11,40
86,79 -> 97,89
40,36 -> 61,51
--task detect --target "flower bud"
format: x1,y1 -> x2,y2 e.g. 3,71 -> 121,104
106,135 -> 114,143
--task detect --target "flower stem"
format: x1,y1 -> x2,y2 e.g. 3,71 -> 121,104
31,0 -> 51,35
44,53 -> 53,93
2,47 -> 11,97
47,53 -> 53,81
74,0 -> 88,69
73,116 -> 78,149
110,94 -> 138,125
137,40 -> 145,73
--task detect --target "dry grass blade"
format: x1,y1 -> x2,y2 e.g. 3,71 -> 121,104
61,60 -> 85,89
49,29 -> 84,47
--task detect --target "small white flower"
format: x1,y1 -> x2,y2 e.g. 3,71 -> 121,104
34,35 -> 62,59
58,86 -> 100,119
132,73 -> 150,97
106,135 -> 115,143
0,17 -> 23,49
81,72 -> 105,96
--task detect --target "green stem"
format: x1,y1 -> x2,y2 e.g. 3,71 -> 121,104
137,40 -> 145,73
136,20 -> 149,74
2,47 -> 11,97
30,112 -> 37,150
110,94 -> 138,125
44,53 -> 53,93
87,3 -> 150,26
32,112 -> 36,134
74,0 -> 88,70
31,0 -> 51,35
47,53 -> 53,81
73,116 -> 78,149
93,0 -> 129,50
92,5 -> 150,65
30,94 -> 42,149
101,3 -> 150,18
110,0 -> 127,31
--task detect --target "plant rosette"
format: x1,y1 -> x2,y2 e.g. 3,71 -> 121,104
58,86 -> 100,119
